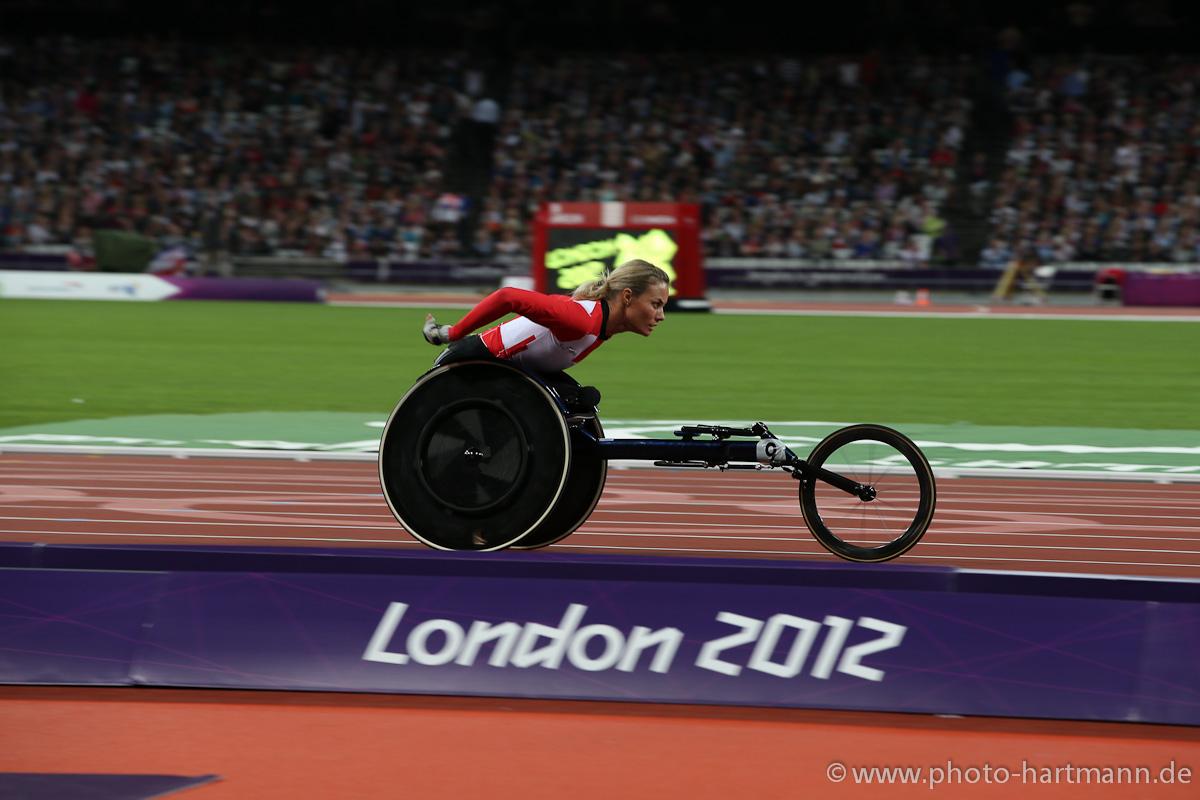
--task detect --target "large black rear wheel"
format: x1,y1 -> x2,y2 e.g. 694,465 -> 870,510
511,415 -> 607,549
378,361 -> 571,551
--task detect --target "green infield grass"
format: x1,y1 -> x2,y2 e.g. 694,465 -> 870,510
2,298 -> 1197,429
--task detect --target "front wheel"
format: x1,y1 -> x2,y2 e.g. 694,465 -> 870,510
798,424 -> 936,562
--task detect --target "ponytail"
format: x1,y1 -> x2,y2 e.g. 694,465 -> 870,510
571,259 -> 670,301
571,274 -> 610,300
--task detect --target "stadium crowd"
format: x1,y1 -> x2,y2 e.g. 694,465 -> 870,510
1,36 -> 1197,268
982,54 -> 1200,267
486,52 -> 970,265
0,38 -> 471,264
0,38 -> 969,266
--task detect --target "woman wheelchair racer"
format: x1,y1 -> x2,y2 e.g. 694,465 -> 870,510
421,259 -> 669,383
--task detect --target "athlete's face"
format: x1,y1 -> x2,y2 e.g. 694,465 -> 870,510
624,282 -> 668,336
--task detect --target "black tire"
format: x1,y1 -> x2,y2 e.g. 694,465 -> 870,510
378,361 -> 571,551
799,424 -> 936,563
511,415 -> 607,549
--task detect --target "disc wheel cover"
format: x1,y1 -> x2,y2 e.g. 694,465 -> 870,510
378,361 -> 571,551
415,398 -> 530,514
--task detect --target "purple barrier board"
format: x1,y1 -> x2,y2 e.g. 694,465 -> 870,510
0,570 -> 165,685
128,570 -> 1200,724
704,267 -> 1100,292
2,545 -> 1198,724
163,276 -> 323,303
1123,273 -> 1200,306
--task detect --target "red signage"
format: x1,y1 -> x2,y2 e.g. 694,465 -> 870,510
533,202 -> 708,309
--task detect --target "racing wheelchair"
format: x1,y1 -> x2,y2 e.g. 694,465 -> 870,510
378,360 -> 936,563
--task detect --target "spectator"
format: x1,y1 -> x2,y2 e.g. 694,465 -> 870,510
979,237 -> 1013,268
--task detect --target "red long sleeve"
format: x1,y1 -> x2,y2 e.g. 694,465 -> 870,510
450,288 -> 597,341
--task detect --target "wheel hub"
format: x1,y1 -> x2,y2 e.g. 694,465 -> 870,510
415,399 -> 529,514
463,446 -> 491,463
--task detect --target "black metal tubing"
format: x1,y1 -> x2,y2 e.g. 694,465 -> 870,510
582,429 -> 873,500
594,437 -> 761,465
808,463 -> 872,498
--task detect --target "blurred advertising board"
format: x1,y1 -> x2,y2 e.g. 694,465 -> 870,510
533,202 -> 709,310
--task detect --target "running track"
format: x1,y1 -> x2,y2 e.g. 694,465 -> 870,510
2,453 -> 1198,578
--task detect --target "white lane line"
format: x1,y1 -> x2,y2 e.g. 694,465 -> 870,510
550,541 -> 1200,567
10,503 -> 1200,525
7,465 -> 1200,489
624,485 -> 1200,500
328,297 -> 1200,322
4,488 -> 1200,512
601,473 -> 1200,489
5,451 -> 1199,481
0,529 -> 415,544
588,516 -> 1200,532
627,495 -> 1200,509
577,532 -> 1200,554
5,528 -> 1195,571
595,517 -> 1200,535
0,510 -> 1160,529
1,475 -> 379,487
0,516 -> 400,531
710,307 -> 1200,322
5,469 -> 1200,498
599,479 -> 1200,495
9,502 -> 1200,525
7,516 -> 1200,548
8,463 -> 1199,487
0,462 -> 373,475
0,505 -> 398,519
5,491 -> 1200,518
6,468 -> 1197,497
8,479 -> 1197,504
3,529 -> 1195,571
10,505 -> 1200,538
0,467 -> 374,477
7,480 -> 1197,507
0,485 -> 383,497
574,529 -> 1200,545
0,503 -> 393,513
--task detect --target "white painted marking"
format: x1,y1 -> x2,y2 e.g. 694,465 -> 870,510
711,307 -> 1200,322
0,529 -> 416,544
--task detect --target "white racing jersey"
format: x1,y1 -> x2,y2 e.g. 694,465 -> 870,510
449,288 -> 609,372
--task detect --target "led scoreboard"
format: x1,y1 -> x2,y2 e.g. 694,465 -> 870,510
532,202 -> 709,311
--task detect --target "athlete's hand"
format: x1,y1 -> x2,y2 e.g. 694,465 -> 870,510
422,313 -> 452,346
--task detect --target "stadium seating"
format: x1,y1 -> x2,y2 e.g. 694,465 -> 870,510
2,38 -> 1197,270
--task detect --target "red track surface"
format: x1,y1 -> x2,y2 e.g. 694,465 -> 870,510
2,453 -> 1198,578
2,687 -> 1197,800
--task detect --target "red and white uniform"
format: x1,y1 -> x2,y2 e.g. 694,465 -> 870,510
449,288 -> 609,372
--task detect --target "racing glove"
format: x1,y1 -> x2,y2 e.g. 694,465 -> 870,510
422,313 -> 452,346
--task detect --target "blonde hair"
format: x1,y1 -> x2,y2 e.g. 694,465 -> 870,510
571,259 -> 670,301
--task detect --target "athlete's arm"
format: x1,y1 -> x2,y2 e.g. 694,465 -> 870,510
449,288 -> 596,341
